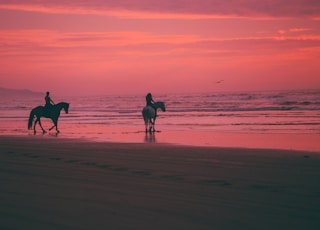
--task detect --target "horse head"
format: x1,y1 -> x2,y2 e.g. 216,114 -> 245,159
63,102 -> 70,114
56,102 -> 69,114
155,101 -> 166,112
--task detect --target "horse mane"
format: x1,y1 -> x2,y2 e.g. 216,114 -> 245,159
155,101 -> 165,111
155,101 -> 164,106
54,102 -> 69,113
55,102 -> 69,106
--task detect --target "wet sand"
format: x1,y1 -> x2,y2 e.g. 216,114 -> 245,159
1,119 -> 320,152
1,135 -> 320,230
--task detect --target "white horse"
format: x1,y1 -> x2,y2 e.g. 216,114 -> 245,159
142,101 -> 166,133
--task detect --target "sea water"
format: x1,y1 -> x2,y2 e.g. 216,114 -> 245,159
0,89 -> 320,150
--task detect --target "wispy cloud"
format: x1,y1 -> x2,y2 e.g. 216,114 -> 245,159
1,30 -> 319,62
0,3 -> 248,20
1,0 -> 320,19
289,28 -> 313,33
2,30 -> 320,49
0,30 -> 204,50
277,27 -> 314,36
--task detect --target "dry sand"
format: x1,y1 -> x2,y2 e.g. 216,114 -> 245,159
1,135 -> 320,230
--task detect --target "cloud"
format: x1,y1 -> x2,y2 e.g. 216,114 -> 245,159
277,27 -> 314,36
2,29 -> 319,50
289,28 -> 312,33
0,30 -> 204,50
1,0 -> 320,19
1,29 -> 319,65
0,3 -> 241,20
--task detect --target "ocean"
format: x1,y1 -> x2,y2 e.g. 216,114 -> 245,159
1,89 -> 320,150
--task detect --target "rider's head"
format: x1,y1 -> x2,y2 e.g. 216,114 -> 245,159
46,91 -> 50,96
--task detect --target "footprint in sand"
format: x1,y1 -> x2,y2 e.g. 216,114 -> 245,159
132,170 -> 152,176
200,179 -> 231,186
111,167 -> 129,172
65,160 -> 80,163
161,175 -> 185,181
50,157 -> 62,161
22,153 -> 39,158
98,164 -> 111,169
250,184 -> 273,190
82,162 -> 97,166
29,155 -> 39,158
7,151 -> 16,155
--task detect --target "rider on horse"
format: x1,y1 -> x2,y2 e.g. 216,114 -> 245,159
44,91 -> 55,115
143,94 -> 165,133
146,93 -> 157,117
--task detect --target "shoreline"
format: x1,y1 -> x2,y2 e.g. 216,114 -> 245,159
1,135 -> 320,229
1,120 -> 320,152
1,133 -> 318,152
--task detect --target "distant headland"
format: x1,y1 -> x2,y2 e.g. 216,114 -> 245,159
0,87 -> 42,97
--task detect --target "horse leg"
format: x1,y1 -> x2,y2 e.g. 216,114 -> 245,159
151,118 -> 156,132
38,119 -> 46,133
148,118 -> 152,133
144,117 -> 151,133
49,118 -> 56,131
144,118 -> 148,133
33,119 -> 38,134
49,118 -> 59,133
49,124 -> 55,131
148,119 -> 153,133
55,120 -> 59,133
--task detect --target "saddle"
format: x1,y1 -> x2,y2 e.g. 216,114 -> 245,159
147,106 -> 157,118
44,105 -> 53,117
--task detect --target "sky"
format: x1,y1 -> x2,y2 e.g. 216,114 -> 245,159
0,0 -> 320,96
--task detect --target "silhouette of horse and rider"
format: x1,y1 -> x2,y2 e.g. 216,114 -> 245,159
28,92 -> 165,134
142,93 -> 166,133
28,92 -> 69,134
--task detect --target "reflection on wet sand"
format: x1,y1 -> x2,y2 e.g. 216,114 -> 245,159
1,120 -> 320,151
144,132 -> 156,143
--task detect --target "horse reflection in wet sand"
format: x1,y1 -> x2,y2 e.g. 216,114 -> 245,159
28,102 -> 69,134
142,101 -> 166,133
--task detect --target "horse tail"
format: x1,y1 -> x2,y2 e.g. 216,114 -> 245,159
28,109 -> 35,129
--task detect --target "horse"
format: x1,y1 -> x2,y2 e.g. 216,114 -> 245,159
142,101 -> 166,133
28,102 -> 69,134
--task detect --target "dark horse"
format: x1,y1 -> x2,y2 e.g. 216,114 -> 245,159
28,102 -> 69,134
142,101 -> 166,133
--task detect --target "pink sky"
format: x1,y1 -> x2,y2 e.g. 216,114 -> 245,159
0,0 -> 320,95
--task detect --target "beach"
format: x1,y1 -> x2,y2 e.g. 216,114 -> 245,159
1,0 -> 320,228
1,135 -> 320,230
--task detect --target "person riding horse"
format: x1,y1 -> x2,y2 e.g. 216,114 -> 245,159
142,94 -> 166,133
44,91 -> 55,115
146,93 -> 157,117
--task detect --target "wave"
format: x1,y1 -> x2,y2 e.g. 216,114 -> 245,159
1,89 -> 319,134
